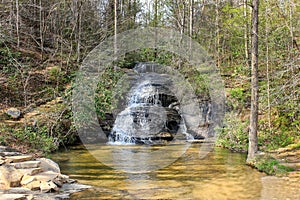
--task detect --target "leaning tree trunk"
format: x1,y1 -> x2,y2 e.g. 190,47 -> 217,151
247,0 -> 259,162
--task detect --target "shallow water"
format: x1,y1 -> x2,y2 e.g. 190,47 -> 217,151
52,143 -> 300,200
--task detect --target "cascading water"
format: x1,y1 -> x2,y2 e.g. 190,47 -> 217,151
109,63 -> 194,144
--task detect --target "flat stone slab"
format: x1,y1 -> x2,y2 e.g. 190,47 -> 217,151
0,152 -> 22,157
18,168 -> 43,176
11,161 -> 41,169
21,174 -> 36,186
0,194 -> 27,200
34,171 -> 59,182
3,187 -> 31,194
5,155 -> 33,163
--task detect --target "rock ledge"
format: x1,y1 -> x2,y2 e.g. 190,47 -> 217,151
0,146 -> 91,200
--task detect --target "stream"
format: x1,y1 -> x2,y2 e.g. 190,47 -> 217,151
52,143 -> 300,200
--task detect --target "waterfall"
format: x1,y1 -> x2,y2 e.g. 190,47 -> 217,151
109,63 -> 194,144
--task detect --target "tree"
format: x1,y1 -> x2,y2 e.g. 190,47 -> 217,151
247,0 -> 259,162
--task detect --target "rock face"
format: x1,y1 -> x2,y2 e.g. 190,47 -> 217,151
0,146 -> 91,199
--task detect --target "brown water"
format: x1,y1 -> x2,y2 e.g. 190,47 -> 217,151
52,144 -> 300,200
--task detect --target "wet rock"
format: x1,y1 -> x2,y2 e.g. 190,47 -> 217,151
5,108 -> 21,119
60,183 -> 92,194
37,158 -> 60,173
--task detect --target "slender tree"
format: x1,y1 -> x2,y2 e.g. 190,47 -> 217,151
114,0 -> 118,70
15,0 -> 19,47
247,0 -> 259,162
243,0 -> 250,67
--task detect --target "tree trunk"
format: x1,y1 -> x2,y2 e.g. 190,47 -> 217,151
215,0 -> 220,67
39,0 -> 44,59
243,0 -> 250,67
16,0 -> 19,47
247,0 -> 259,162
77,0 -> 82,63
189,0 -> 193,38
114,0 -> 118,70
265,0 -> 271,132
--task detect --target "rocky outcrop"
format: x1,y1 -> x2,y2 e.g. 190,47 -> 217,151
0,146 -> 91,200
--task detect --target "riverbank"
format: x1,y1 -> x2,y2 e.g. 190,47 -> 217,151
0,146 -> 91,200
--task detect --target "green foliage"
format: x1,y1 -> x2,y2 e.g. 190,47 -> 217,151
0,43 -> 20,74
254,155 -> 294,175
12,126 -> 57,154
230,88 -> 245,103
95,67 -> 124,119
216,112 -> 249,152
185,69 -> 209,99
259,121 -> 298,151
118,48 -> 175,68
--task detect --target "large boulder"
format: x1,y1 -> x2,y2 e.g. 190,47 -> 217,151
37,158 -> 60,173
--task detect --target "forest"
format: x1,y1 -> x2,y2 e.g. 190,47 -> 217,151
0,0 -> 299,163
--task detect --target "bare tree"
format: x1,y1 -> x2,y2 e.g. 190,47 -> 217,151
265,0 -> 271,132
243,0 -> 250,67
114,0 -> 118,70
16,0 -> 19,47
247,0 -> 259,162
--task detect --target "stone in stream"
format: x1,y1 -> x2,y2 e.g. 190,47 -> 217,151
5,107 -> 21,119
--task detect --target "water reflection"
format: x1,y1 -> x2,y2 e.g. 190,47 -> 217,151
52,144 -> 299,200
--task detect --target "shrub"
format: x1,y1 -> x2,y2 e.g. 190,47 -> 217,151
216,112 -> 249,152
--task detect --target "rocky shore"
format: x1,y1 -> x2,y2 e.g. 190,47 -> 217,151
0,146 -> 91,200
